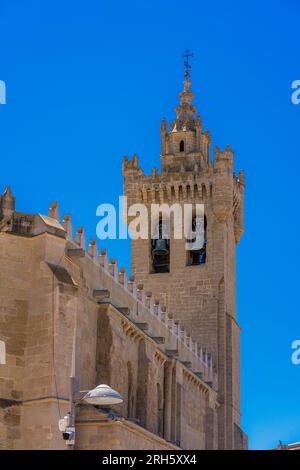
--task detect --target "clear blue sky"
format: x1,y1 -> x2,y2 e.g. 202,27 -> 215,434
0,0 -> 299,450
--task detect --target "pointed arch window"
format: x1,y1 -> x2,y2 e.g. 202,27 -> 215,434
179,140 -> 185,152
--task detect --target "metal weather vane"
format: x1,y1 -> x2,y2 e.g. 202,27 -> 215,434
181,48 -> 194,80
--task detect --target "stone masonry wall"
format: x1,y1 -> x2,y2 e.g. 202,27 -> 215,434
0,203 -> 218,450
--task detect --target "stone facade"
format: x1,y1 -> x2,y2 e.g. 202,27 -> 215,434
0,67 -> 247,450
0,197 -> 218,450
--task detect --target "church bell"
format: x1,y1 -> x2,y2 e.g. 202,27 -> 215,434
152,238 -> 169,256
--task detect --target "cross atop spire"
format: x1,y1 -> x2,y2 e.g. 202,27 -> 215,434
181,48 -> 194,80
169,49 -> 197,132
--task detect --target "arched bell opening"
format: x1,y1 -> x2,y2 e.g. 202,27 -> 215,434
186,213 -> 207,266
151,215 -> 170,273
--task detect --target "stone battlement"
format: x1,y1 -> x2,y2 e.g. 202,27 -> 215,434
96,248 -> 217,387
123,150 -> 244,242
0,188 -> 217,391
64,217 -> 217,389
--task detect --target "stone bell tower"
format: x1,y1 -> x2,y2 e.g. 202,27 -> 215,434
123,53 -> 247,449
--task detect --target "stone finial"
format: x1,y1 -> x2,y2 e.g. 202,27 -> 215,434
99,248 -> 108,269
109,258 -> 118,280
195,113 -> 202,131
153,298 -> 161,317
128,275 -> 137,296
214,145 -> 220,158
137,285 -> 146,305
205,129 -> 211,145
238,170 -> 245,187
122,156 -> 129,171
119,267 -> 127,286
160,117 -> 167,133
48,202 -> 60,221
132,154 -> 139,168
75,227 -> 86,249
0,186 -> 16,219
88,239 -> 98,260
160,305 -> 167,322
136,283 -> 144,300
62,214 -> 73,239
145,291 -> 154,313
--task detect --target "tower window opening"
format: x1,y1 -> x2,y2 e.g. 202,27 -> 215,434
178,186 -> 183,201
151,217 -> 170,273
171,186 -> 175,201
187,215 -> 207,266
179,140 -> 185,152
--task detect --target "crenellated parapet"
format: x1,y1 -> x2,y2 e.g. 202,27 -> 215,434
124,158 -> 213,207
62,204 -> 217,389
0,186 -> 218,392
123,151 -> 245,243
95,248 -> 217,388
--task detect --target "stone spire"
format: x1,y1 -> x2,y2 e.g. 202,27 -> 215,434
159,51 -> 210,169
172,49 -> 198,132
